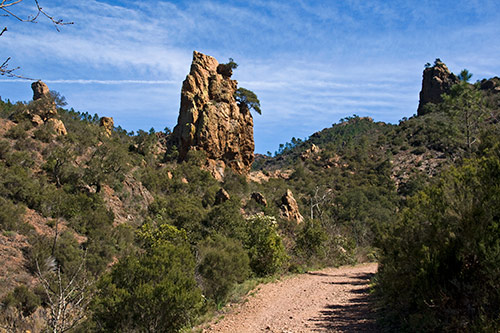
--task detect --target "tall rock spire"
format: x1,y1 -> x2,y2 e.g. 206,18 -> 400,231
170,51 -> 254,180
417,60 -> 459,116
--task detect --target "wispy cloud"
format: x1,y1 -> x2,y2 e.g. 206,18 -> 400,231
1,0 -> 499,153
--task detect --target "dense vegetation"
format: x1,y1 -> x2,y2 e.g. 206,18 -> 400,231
0,66 -> 499,331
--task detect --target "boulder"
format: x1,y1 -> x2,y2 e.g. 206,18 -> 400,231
417,60 -> 459,116
46,118 -> 67,136
251,192 -> 267,206
170,51 -> 254,180
279,189 -> 304,224
100,117 -> 114,137
215,188 -> 230,205
31,80 -> 50,101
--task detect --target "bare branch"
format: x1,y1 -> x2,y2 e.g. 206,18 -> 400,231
0,0 -> 24,9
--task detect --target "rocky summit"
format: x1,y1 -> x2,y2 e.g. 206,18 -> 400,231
170,51 -> 254,180
417,60 -> 459,116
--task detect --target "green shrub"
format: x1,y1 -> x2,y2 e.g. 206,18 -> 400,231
197,235 -> 250,304
5,122 -> 29,140
92,242 -> 202,332
294,219 -> 328,263
0,197 -> 28,233
376,153 -> 500,331
245,215 -> 288,276
2,285 -> 41,317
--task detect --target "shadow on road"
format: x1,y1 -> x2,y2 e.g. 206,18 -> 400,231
309,272 -> 379,332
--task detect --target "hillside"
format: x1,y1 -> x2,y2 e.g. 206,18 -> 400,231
0,57 -> 499,332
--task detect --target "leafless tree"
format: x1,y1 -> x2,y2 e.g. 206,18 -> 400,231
1,0 -> 73,78
36,252 -> 94,333
310,186 -> 333,220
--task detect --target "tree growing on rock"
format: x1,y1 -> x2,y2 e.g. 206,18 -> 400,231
235,87 -> 261,115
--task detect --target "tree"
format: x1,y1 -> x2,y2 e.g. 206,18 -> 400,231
235,87 -> 261,115
1,0 -> 72,78
36,252 -> 94,333
442,70 -> 486,155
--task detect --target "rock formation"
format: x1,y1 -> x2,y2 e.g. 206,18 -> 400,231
46,118 -> 67,136
31,80 -> 58,121
279,189 -> 304,224
417,60 -> 459,116
14,80 -> 67,136
32,80 -> 51,101
170,51 -> 254,180
480,77 -> 500,92
100,117 -> 114,137
215,188 -> 231,205
251,192 -> 267,206
300,143 -> 321,161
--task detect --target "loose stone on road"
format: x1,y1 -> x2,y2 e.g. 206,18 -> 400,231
203,263 -> 378,332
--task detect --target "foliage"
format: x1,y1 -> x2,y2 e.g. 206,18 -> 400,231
92,242 -> 202,332
0,196 -> 27,233
376,152 -> 500,331
2,285 -> 41,317
442,72 -> 486,155
197,235 -> 250,304
294,219 -> 328,262
235,87 -> 261,114
245,215 -> 288,276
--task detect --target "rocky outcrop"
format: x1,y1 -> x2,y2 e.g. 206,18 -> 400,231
47,118 -> 67,136
32,80 -> 51,101
30,80 -> 58,121
12,80 -> 67,136
170,51 -> 254,180
417,60 -> 459,116
480,77 -> 500,92
100,117 -> 114,137
300,144 -> 321,161
251,192 -> 267,206
215,188 -> 231,205
280,189 -> 303,224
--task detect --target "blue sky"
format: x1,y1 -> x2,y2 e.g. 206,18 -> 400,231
1,0 -> 500,153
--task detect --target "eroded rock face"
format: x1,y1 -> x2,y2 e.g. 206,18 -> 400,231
100,117 -> 114,137
417,61 -> 459,116
171,51 -> 254,180
280,189 -> 304,224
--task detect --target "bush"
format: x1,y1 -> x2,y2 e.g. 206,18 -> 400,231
92,242 -> 202,332
245,215 -> 288,276
376,153 -> 500,331
2,285 -> 41,317
0,197 -> 28,233
197,235 -> 250,304
294,219 -> 328,264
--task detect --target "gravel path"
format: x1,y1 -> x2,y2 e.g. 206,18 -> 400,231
203,263 -> 378,333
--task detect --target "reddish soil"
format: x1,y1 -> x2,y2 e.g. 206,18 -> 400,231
203,263 -> 378,333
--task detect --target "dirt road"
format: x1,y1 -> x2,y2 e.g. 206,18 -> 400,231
203,263 -> 378,332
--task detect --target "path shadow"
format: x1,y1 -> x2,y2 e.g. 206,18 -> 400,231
309,272 -> 379,332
